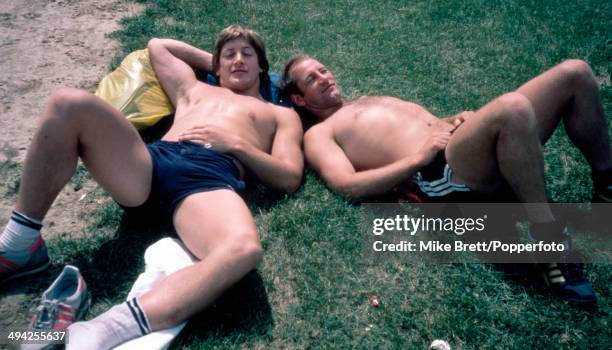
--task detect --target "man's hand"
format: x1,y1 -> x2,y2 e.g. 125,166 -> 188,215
179,125 -> 241,153
416,131 -> 451,166
449,110 -> 475,129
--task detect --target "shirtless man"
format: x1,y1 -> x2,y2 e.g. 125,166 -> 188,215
0,25 -> 302,348
283,56 -> 612,305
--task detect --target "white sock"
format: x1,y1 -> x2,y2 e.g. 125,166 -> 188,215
67,298 -> 152,350
0,211 -> 42,251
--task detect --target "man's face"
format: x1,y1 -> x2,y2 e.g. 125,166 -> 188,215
216,38 -> 261,91
289,58 -> 342,112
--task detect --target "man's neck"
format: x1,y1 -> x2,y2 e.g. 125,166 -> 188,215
228,83 -> 262,100
310,100 -> 344,120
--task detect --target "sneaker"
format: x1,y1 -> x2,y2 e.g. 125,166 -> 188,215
21,265 -> 90,350
540,260 -> 597,306
528,221 -> 598,305
0,237 -> 50,284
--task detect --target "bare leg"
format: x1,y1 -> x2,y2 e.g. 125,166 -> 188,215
446,92 -> 554,222
138,190 -> 262,330
15,88 -> 153,220
516,59 -> 612,171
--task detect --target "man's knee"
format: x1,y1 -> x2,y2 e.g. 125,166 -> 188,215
558,59 -> 597,87
495,92 -> 536,128
45,88 -> 97,121
223,231 -> 263,267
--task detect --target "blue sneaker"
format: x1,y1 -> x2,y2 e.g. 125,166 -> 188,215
541,261 -> 597,306
22,265 -> 91,350
0,237 -> 50,284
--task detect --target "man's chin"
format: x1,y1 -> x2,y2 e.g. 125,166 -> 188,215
328,87 -> 342,99
325,92 -> 342,104
223,79 -> 258,92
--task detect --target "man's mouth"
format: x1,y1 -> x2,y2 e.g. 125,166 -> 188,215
231,69 -> 248,74
322,84 -> 335,93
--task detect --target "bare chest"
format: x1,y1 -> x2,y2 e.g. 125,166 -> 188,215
164,89 -> 277,151
332,99 -> 447,170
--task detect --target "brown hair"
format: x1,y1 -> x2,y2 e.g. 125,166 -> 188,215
281,54 -> 312,96
212,25 -> 270,85
281,55 -> 320,130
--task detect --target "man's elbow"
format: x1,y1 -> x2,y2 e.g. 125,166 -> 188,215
147,38 -> 161,50
282,171 -> 303,194
147,38 -> 170,53
333,179 -> 366,200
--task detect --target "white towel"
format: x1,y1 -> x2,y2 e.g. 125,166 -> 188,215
114,237 -> 196,350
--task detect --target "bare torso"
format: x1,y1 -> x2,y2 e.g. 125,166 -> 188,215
324,96 -> 453,170
162,82 -> 282,175
163,82 -> 278,147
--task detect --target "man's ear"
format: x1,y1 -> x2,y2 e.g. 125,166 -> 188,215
290,94 -> 306,107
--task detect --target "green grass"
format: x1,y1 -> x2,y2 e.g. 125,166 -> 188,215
36,0 -> 612,349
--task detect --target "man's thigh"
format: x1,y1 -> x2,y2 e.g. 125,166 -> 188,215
515,61 -> 580,142
172,190 -> 257,259
445,96 -> 515,192
65,91 -> 153,206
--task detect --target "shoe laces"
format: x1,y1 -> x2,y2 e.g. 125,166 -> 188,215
31,299 -> 61,330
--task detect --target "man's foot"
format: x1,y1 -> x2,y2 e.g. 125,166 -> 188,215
540,261 -> 597,306
21,265 -> 90,350
0,237 -> 50,284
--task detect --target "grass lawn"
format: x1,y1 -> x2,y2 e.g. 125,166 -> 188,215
37,0 -> 612,349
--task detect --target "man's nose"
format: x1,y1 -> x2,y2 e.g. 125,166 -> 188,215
234,52 -> 244,64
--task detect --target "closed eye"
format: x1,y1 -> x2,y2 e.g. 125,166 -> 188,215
304,74 -> 315,85
222,50 -> 235,58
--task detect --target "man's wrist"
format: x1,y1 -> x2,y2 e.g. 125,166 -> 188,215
400,155 -> 425,176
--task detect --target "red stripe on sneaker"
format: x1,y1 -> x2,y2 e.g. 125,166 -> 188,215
28,236 -> 43,253
0,257 -> 18,269
56,315 -> 74,322
59,305 -> 74,313
78,276 -> 86,292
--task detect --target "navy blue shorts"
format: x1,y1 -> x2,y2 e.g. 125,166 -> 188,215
145,141 -> 245,213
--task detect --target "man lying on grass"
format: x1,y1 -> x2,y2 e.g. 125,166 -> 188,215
282,56 -> 612,306
0,25 -> 302,349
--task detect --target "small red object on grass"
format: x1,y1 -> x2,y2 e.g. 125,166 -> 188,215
368,295 -> 380,307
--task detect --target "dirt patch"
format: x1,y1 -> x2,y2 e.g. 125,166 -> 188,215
0,0 -> 144,335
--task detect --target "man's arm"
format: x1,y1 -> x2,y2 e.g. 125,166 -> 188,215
304,125 -> 449,200
179,107 -> 304,193
147,38 -> 213,105
232,108 -> 304,193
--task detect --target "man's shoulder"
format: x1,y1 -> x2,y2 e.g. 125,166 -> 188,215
269,103 -> 299,120
187,80 -> 224,96
304,119 -> 333,139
